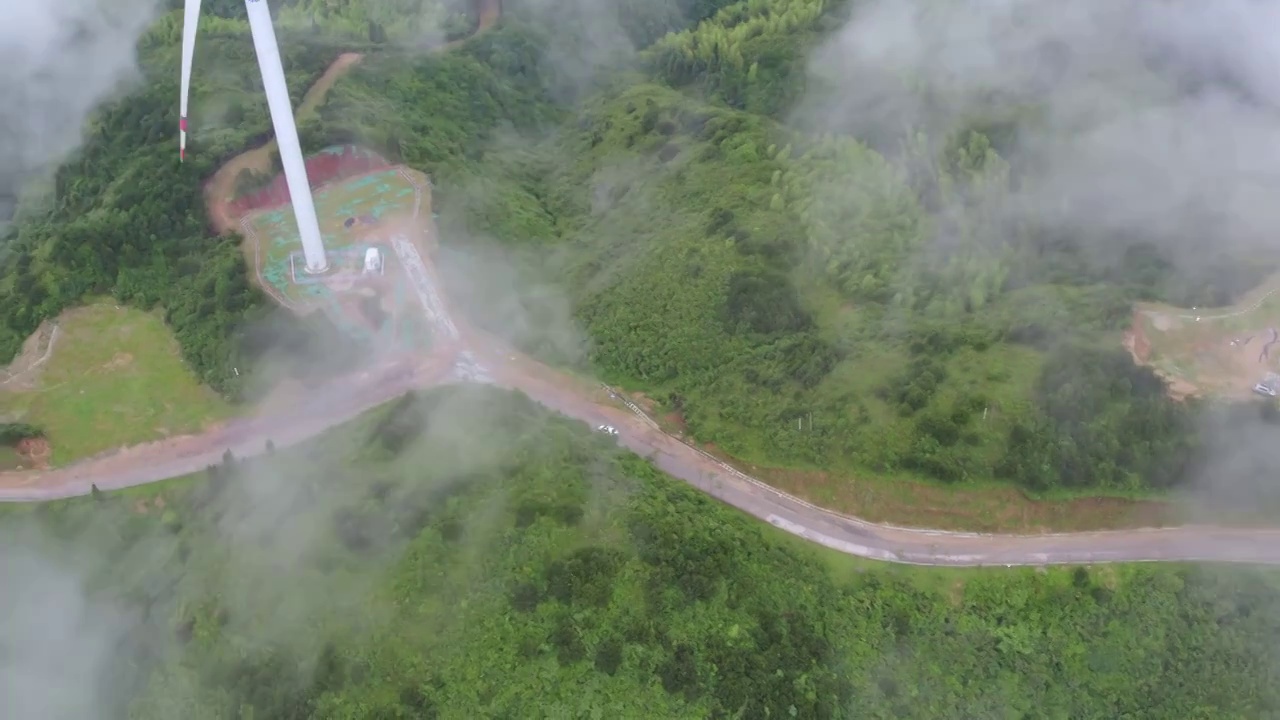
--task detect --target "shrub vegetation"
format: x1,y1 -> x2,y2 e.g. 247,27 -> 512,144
9,386 -> 1279,719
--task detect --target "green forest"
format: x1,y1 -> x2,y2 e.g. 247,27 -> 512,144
6,385 -> 1280,719
306,0 -> 1218,495
0,0 -> 1269,499
7,2 -> 1280,717
171,0 -> 477,42
0,8 -> 366,396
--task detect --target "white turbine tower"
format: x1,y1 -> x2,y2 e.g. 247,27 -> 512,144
179,0 -> 329,274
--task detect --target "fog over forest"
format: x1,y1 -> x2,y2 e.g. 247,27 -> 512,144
7,0 -> 1280,717
0,0 -> 158,226
799,0 -> 1280,272
797,0 -> 1280,509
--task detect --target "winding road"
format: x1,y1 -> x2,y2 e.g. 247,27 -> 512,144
4,4 -> 1280,569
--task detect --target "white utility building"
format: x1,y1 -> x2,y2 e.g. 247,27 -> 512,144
364,247 -> 383,275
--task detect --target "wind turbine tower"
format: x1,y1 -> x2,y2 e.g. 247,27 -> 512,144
179,0 -> 329,274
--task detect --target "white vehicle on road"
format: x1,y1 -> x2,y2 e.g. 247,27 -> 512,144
596,424 -> 619,436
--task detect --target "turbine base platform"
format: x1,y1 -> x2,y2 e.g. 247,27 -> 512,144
244,164 -> 437,355
288,250 -> 353,285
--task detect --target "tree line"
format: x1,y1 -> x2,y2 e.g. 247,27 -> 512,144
0,12 -> 376,397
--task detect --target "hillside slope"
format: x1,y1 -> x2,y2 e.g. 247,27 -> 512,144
7,385 -> 1280,719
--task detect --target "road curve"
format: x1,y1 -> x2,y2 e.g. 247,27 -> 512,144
480,361 -> 1280,567
5,340 -> 1280,567
5,3 -> 1280,568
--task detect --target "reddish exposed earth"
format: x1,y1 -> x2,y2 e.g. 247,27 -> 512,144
13,437 -> 50,470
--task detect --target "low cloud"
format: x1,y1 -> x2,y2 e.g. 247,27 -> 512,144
0,0 -> 159,220
0,383 -> 540,716
795,0 -> 1280,270
0,525 -> 151,720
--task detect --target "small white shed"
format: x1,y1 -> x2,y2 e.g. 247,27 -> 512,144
363,247 -> 383,275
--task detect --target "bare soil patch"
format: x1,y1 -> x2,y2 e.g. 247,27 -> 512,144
0,321 -> 58,391
1130,318 -> 1199,400
663,410 -> 688,436
103,352 -> 134,372
15,437 -> 51,470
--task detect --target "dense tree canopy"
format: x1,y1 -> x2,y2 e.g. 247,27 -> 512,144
7,3 -> 1280,716
0,13 -> 355,395
375,0 -> 1238,494
7,387 -> 1280,719
4,0 -> 1267,492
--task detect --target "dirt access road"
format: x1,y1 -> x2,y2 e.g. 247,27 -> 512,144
7,2 -> 1280,567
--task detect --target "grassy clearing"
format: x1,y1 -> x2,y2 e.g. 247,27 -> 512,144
1140,302 -> 1280,397
0,303 -> 231,465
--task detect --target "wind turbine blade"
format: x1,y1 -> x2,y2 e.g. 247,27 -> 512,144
246,0 -> 330,273
179,0 -> 203,162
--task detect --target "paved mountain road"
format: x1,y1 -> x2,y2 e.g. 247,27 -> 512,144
5,338 -> 1280,566
6,2 -> 1280,568
481,358 -> 1280,567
